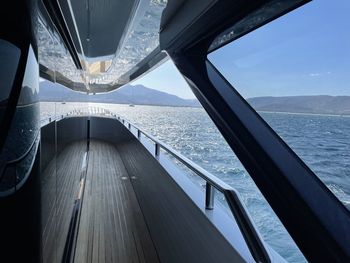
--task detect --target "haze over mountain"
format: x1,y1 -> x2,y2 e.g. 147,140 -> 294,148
39,81 -> 200,107
247,96 -> 350,115
40,81 -> 350,115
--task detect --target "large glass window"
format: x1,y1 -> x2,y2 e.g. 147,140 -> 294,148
208,0 -> 350,213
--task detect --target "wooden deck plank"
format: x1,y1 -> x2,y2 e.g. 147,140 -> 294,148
74,140 -> 159,263
56,141 -> 86,261
41,141 -> 87,263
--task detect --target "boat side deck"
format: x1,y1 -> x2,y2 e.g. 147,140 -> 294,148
42,136 -> 245,263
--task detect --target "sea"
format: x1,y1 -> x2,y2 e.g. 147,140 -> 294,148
40,102 -> 350,263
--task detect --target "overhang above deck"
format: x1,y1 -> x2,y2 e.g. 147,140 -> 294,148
38,0 -> 168,93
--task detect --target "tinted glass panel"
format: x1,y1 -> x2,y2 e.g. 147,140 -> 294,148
0,45 -> 39,195
208,0 -> 350,211
0,39 -> 20,124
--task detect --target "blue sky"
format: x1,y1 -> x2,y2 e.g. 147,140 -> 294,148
134,0 -> 350,99
132,60 -> 195,99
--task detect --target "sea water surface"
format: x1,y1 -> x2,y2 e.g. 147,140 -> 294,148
40,102 -> 350,263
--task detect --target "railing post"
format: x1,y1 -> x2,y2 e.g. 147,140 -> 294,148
49,117 -> 51,122
205,182 -> 214,210
122,119 -> 125,124
155,143 -> 160,157
137,130 -> 141,139
128,123 -> 131,130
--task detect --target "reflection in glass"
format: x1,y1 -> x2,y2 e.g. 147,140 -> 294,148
0,45 -> 39,195
0,39 -> 21,125
37,0 -> 167,92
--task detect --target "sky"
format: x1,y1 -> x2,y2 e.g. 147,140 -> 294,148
133,0 -> 350,99
132,60 -> 195,99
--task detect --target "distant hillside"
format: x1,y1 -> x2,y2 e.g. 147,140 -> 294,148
39,81 -> 200,107
40,82 -> 350,114
247,95 -> 350,115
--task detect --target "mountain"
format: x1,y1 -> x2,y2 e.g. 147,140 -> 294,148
247,95 -> 350,115
39,81 -> 200,107
40,81 -> 350,115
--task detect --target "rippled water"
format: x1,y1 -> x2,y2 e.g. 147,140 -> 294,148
40,102 -> 350,262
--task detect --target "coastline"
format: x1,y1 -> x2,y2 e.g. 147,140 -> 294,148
39,100 -> 201,109
256,110 -> 350,118
40,101 -> 350,116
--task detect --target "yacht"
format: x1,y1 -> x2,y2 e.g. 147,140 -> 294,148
0,0 -> 349,262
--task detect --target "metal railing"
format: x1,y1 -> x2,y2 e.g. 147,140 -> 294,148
40,107 -> 115,127
117,115 -> 271,263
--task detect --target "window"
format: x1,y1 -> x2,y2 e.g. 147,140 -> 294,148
208,0 -> 350,213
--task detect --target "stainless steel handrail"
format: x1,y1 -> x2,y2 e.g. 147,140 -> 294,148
116,114 -> 271,263
40,107 -> 116,127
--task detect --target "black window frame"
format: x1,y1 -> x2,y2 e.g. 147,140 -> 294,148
162,0 -> 350,262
